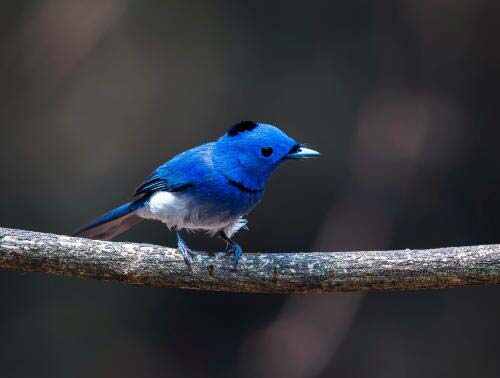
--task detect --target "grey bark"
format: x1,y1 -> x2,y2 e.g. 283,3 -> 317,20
1,226 -> 500,293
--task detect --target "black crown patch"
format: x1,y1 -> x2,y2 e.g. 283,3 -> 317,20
227,121 -> 258,136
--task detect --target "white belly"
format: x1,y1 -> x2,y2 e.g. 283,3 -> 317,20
136,191 -> 243,236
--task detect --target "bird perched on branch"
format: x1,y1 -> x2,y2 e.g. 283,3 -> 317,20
74,121 -> 320,267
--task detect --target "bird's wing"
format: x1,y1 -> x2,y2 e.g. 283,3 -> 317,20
133,142 -> 214,198
134,174 -> 192,197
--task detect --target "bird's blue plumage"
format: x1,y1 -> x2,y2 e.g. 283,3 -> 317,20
74,121 -> 320,266
73,198 -> 146,240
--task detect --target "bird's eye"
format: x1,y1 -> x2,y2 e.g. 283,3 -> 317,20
261,147 -> 273,157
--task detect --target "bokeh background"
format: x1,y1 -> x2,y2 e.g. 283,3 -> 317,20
1,1 -> 500,377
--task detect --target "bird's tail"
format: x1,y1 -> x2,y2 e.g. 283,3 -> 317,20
73,198 -> 146,240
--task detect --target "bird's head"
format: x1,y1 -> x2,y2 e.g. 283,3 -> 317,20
214,121 -> 320,191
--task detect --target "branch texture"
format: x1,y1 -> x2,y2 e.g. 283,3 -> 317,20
1,226 -> 500,293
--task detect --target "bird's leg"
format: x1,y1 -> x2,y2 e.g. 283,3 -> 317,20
218,231 -> 243,267
217,231 -> 231,252
176,232 -> 194,266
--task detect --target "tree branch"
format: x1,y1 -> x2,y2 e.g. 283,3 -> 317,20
1,226 -> 500,293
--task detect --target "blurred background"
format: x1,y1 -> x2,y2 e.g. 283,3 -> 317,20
1,0 -> 500,377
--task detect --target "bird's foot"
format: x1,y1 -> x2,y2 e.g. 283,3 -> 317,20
225,242 -> 243,268
176,233 -> 194,266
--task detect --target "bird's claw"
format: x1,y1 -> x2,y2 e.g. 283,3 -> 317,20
177,233 -> 194,266
225,242 -> 243,268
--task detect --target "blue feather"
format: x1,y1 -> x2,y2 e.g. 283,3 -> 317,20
73,198 -> 146,240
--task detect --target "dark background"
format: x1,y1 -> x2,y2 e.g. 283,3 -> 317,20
1,1 -> 500,377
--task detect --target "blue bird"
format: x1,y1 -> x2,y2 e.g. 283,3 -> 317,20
74,121 -> 320,266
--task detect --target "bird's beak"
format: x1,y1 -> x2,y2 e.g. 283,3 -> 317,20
285,145 -> 321,159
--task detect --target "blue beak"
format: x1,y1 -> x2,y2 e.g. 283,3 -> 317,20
286,145 -> 321,159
